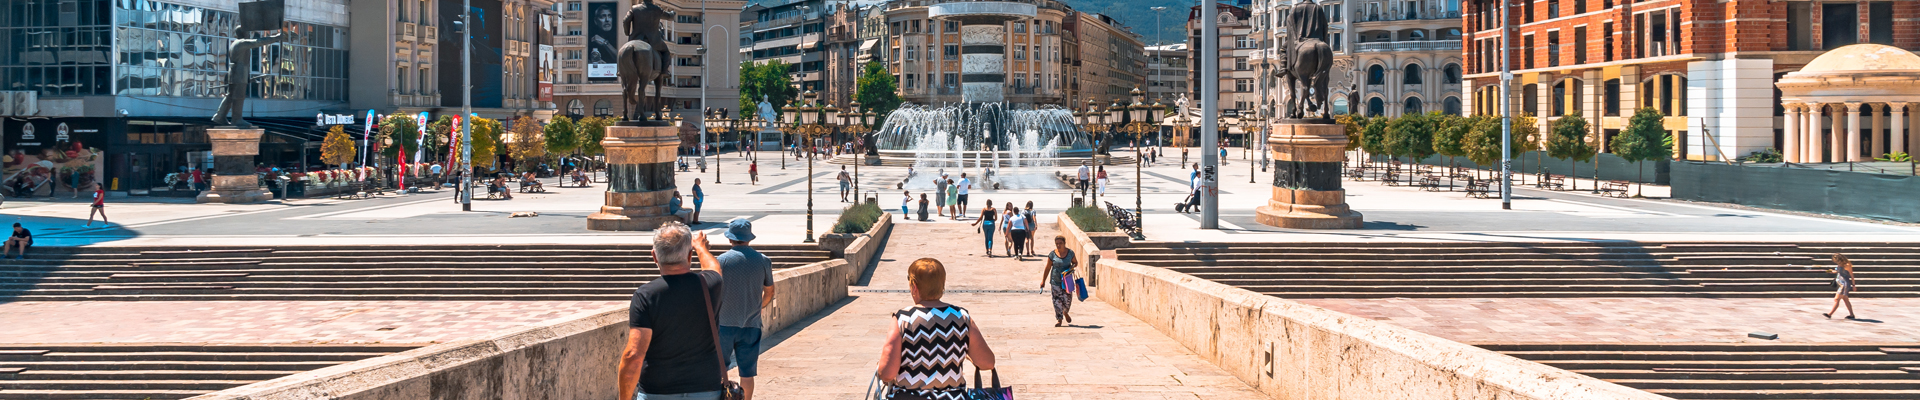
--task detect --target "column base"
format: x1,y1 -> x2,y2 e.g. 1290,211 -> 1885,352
196,189 -> 273,204
585,190 -> 680,231
1255,205 -> 1364,229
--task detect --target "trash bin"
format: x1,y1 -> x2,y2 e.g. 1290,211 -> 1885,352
288,181 -> 306,198
267,180 -> 284,199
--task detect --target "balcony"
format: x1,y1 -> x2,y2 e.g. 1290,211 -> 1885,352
400,22 -> 417,43
559,35 -> 582,46
563,60 -> 582,69
1352,40 -> 1462,53
1355,9 -> 1460,23
423,25 -> 437,41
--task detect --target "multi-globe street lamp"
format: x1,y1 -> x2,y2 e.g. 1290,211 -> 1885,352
1112,87 -> 1162,240
783,90 -> 837,243
703,108 -> 734,183
836,100 -> 874,200
1074,100 -> 1112,205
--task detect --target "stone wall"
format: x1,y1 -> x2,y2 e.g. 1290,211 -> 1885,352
194,259 -> 853,400
1054,212 -> 1111,286
821,212 -> 893,284
1094,259 -> 1668,400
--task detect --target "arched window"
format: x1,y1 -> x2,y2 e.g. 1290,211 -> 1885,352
1442,64 -> 1461,84
1332,97 -> 1350,115
1443,97 -> 1462,115
567,99 -> 585,116
593,99 -> 613,116
1404,97 -> 1423,114
1407,30 -> 1426,40
1367,97 -> 1385,117
1402,64 -> 1422,85
1367,65 -> 1385,85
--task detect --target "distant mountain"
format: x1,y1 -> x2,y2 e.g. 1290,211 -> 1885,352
1061,0 -> 1242,47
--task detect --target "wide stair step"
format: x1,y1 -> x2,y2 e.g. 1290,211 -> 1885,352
0,344 -> 416,400
1481,343 -> 1920,400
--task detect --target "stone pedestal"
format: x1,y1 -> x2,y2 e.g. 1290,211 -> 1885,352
1255,122 -> 1363,229
196,128 -> 273,203
587,124 -> 681,231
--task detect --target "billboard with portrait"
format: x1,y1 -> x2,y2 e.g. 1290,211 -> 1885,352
586,1 -> 619,82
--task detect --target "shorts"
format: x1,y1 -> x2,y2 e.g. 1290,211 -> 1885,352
91,204 -> 104,209
840,181 -> 851,191
718,326 -> 763,377
634,390 -> 723,400
957,194 -> 969,205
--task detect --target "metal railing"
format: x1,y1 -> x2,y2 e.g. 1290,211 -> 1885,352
1353,40 -> 1462,53
1356,9 -> 1460,22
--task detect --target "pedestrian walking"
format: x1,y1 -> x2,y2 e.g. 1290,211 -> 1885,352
1023,201 -> 1037,253
1181,148 -> 1189,165
969,200 -> 999,256
690,178 -> 706,224
617,221 -> 737,400
190,168 -> 205,191
944,177 -> 960,220
875,258 -> 996,400
1076,162 -> 1091,194
3,223 -> 31,259
748,161 -> 759,185
956,173 -> 972,218
1005,203 -> 1029,258
1825,253 -> 1859,320
837,166 -> 853,202
85,187 -> 108,227
1189,163 -> 1201,188
716,219 -> 774,400
934,174 -> 949,217
1042,236 -> 1078,326
1096,167 -> 1109,196
901,190 -> 913,216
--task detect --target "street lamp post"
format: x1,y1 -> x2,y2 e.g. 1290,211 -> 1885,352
787,90 -> 835,243
704,108 -> 734,183
1114,87 -> 1159,240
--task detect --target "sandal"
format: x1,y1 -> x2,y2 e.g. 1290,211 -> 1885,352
1822,313 -> 1831,319
1845,315 -> 1857,320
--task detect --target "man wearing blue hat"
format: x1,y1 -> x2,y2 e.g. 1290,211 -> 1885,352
715,218 -> 774,400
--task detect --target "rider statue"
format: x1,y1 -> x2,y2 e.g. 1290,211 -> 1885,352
211,23 -> 288,128
618,0 -> 672,122
1278,0 -> 1333,120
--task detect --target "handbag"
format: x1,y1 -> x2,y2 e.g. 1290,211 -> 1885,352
965,367 -> 1011,400
1074,277 -> 1089,302
864,374 -> 894,400
697,275 -> 747,400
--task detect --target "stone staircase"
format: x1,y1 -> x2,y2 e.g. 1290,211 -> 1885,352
1117,242 -> 1920,297
0,244 -> 833,301
0,343 -> 417,399
1482,343 -> 1920,399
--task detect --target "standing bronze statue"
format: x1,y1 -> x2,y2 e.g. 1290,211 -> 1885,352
1277,0 -> 1333,120
211,23 -> 288,128
617,0 -> 673,123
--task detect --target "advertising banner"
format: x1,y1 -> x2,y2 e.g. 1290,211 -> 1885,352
586,1 -> 619,82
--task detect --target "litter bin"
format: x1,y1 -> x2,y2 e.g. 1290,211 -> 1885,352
288,180 -> 306,198
267,179 -> 284,199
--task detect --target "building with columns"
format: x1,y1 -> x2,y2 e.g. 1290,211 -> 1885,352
551,0 -> 742,121
1247,0 -> 1463,118
1462,0 -> 1920,162
1775,44 -> 1920,164
860,0 -> 1142,109
1188,3 -> 1259,116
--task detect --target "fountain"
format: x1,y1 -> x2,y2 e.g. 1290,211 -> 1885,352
875,103 -> 1092,190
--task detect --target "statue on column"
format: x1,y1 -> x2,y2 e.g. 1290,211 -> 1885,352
1278,0 -> 1333,120
210,3 -> 288,128
617,0 -> 673,123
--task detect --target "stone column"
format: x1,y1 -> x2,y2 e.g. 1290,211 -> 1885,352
1784,104 -> 1800,163
1846,102 -> 1863,161
1808,103 -> 1825,163
196,128 -> 272,203
1872,103 -> 1886,157
1256,121 -> 1362,229
958,23 -> 1008,103
1829,104 -> 1844,162
1892,102 -> 1909,156
587,124 -> 682,231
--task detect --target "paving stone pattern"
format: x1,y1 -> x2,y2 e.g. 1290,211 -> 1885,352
753,222 -> 1265,399
0,300 -> 621,344
1299,297 -> 1920,344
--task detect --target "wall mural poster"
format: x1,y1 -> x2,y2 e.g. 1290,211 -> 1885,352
586,1 -> 619,83
3,120 -> 105,197
441,0 -> 506,108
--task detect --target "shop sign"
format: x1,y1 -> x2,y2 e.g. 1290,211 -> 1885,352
316,113 -> 357,126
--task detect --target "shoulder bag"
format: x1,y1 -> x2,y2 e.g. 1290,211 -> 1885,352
965,366 -> 1011,400
697,273 -> 747,400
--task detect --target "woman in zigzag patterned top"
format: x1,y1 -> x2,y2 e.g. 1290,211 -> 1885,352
875,258 -> 997,400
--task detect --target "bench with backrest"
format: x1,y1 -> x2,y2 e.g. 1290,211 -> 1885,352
1105,201 -> 1142,239
1601,180 -> 1630,197
1536,171 -> 1566,191
1465,177 -> 1492,198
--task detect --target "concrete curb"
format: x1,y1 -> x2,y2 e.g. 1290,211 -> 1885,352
1094,259 -> 1672,400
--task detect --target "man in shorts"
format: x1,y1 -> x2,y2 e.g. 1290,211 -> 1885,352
715,219 -> 774,400
4,223 -> 31,259
933,173 -> 948,217
955,173 -> 971,218
837,166 -> 852,202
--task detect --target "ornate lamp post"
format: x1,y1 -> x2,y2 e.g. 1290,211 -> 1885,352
788,90 -> 837,243
780,102 -> 798,170
839,101 -> 875,200
704,108 -> 733,183
1111,88 -> 1160,240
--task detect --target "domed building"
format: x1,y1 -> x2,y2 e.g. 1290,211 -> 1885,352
1776,44 -> 1920,164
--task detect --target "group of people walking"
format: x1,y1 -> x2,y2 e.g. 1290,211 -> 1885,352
900,173 -> 972,222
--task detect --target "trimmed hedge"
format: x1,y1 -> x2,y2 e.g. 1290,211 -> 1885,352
831,202 -> 885,234
1065,205 -> 1115,232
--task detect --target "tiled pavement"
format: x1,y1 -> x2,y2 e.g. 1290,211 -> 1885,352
752,222 -> 1265,400
1298,297 -> 1920,344
0,300 -> 622,344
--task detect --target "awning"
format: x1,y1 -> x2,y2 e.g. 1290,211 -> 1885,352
855,39 -> 880,62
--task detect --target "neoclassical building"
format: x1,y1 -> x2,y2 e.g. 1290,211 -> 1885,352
1776,44 -> 1920,164
1249,0 -> 1463,118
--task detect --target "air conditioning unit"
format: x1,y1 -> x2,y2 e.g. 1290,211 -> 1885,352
0,92 -> 12,117
1,91 -> 35,117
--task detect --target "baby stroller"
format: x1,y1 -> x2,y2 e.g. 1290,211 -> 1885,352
1173,191 -> 1201,213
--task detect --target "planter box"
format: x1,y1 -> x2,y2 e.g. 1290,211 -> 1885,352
820,212 -> 893,284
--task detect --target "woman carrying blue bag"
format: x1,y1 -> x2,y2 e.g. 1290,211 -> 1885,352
1042,236 -> 1081,327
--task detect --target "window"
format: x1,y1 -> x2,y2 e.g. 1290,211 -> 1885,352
420,68 -> 430,92
1402,64 -> 1421,84
1822,3 -> 1859,49
1548,0 -> 1559,19
1603,22 -> 1614,61
1603,78 -> 1620,116
594,99 -> 612,116
1236,58 -> 1249,70
1443,97 -> 1462,115
1235,79 -> 1253,92
1787,3 -> 1813,50
398,66 -> 410,92
904,73 -> 916,88
944,73 -> 957,87
1014,22 -> 1027,33
1442,64 -> 1461,84
1404,97 -> 1422,114
1367,64 -> 1385,85
945,44 -> 958,60
1547,31 -> 1560,67
945,21 -> 959,33
1552,80 -> 1567,116
567,73 -> 581,84
905,46 -> 916,61
1522,84 -> 1539,115
568,99 -> 585,115
1367,97 -> 1385,117
1014,47 -> 1025,60
1574,0 -> 1585,14
1236,36 -> 1255,48
1871,2 -> 1894,44
1523,35 -> 1535,69
1645,10 -> 1668,57
1524,0 -> 1534,23
1573,26 -> 1587,64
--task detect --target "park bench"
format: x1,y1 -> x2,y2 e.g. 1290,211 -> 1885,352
1105,201 -> 1144,239
1601,180 -> 1631,197
1418,173 -> 1443,191
1345,164 -> 1367,181
1536,172 -> 1566,191
1465,178 -> 1493,198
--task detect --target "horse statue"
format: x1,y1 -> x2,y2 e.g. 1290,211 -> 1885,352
1280,0 -> 1334,120
617,0 -> 672,122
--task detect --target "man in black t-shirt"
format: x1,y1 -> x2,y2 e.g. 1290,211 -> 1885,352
4,223 -> 30,259
619,220 -> 728,400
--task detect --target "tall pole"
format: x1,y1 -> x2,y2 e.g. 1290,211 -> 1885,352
1199,0 -> 1220,229
1151,6 -> 1167,151
1499,0 -> 1512,210
460,0 -> 474,212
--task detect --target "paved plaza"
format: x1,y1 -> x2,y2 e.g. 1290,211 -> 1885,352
0,300 -> 621,344
1298,297 -> 1920,344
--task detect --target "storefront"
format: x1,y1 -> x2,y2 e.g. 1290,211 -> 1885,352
2,118 -> 112,198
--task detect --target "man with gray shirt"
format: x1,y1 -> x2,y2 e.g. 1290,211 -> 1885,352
716,218 -> 774,400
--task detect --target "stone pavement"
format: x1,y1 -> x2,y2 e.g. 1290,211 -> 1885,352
752,221 -> 1264,400
0,300 -> 620,344
1298,297 -> 1920,344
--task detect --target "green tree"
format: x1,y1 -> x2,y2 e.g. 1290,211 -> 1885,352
855,61 -> 902,128
1611,107 -> 1673,197
577,116 -> 610,157
544,115 -> 580,156
320,125 -> 357,167
1360,115 -> 1390,164
509,116 -> 545,171
379,114 -> 420,160
1335,113 -> 1365,151
1546,114 -> 1597,190
468,117 -> 500,171
1512,113 -> 1543,174
426,116 -> 455,159
739,60 -> 798,117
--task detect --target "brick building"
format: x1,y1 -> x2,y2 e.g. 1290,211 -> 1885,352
1461,0 -> 1920,161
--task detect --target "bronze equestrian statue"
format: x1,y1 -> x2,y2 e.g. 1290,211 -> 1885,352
211,23 -> 288,128
617,0 -> 672,122
1279,0 -> 1333,120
